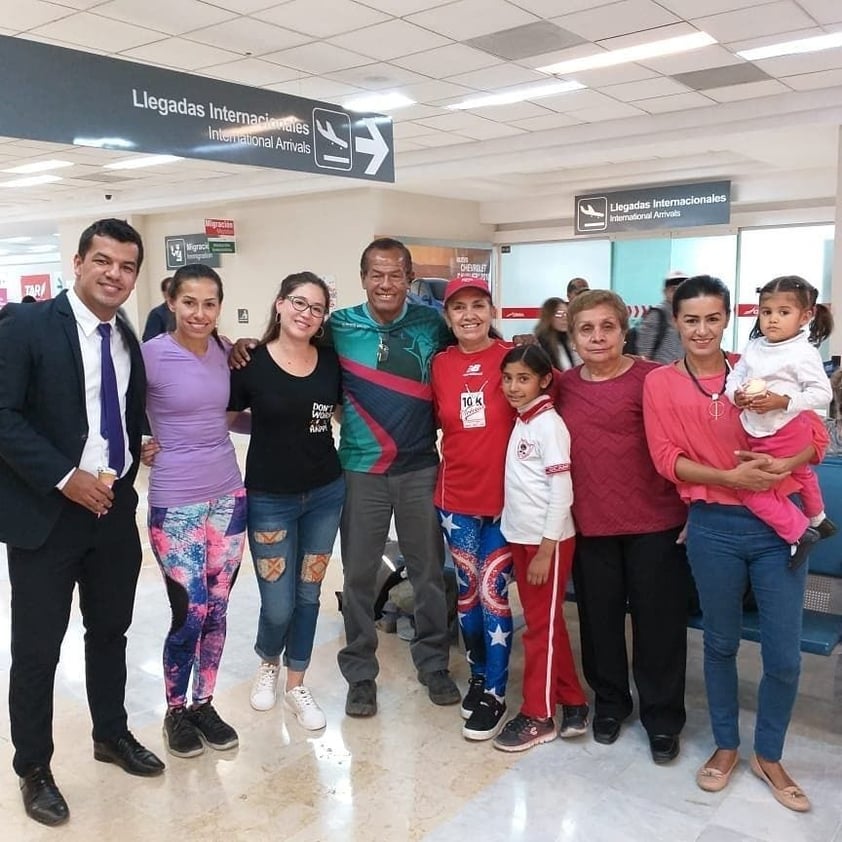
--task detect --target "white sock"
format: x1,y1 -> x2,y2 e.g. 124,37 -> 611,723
809,512 -> 826,527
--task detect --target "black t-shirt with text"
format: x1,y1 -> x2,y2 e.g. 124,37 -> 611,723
228,344 -> 342,494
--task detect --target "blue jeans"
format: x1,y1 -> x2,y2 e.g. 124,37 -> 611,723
686,502 -> 807,761
247,477 -> 344,672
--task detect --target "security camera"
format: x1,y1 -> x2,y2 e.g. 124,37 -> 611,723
104,193 -> 113,201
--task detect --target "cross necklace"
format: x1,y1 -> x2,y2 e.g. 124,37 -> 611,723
683,352 -> 731,420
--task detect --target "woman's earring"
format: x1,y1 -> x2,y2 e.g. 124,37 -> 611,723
276,311 -> 281,325
315,325 -> 325,339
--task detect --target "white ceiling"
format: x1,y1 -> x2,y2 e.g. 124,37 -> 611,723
1,0 -> 842,237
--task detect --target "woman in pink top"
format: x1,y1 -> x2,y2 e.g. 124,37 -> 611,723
643,275 -> 826,812
556,290 -> 691,766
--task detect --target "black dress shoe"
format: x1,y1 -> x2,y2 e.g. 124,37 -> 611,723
93,732 -> 165,777
20,765 -> 69,826
593,716 -> 622,745
649,733 -> 680,764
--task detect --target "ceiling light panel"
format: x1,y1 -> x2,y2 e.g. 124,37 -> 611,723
447,80 -> 585,109
3,159 -> 73,174
538,32 -> 716,75
738,31 -> 842,61
104,155 -> 183,170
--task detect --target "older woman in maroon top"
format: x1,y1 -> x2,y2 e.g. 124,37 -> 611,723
555,289 -> 691,765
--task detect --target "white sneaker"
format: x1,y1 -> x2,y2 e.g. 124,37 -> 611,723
284,685 -> 326,731
250,662 -> 280,711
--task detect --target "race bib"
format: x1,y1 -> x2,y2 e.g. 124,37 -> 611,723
460,390 -> 486,429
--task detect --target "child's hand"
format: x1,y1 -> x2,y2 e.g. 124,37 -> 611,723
748,390 -> 790,414
733,389 -> 752,408
527,552 -> 552,586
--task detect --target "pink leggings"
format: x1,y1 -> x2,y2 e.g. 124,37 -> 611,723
148,490 -> 247,708
739,413 -> 824,543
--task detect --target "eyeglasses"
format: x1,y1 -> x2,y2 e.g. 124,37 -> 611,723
555,310 -> 568,317
377,337 -> 389,363
286,295 -> 326,318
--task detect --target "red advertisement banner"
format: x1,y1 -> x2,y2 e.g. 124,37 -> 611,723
20,274 -> 51,300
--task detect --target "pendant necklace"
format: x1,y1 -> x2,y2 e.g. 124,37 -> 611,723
684,352 -> 731,420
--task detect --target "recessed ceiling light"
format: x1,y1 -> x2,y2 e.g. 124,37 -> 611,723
0,236 -> 32,243
104,154 -> 183,170
2,159 -> 73,175
26,245 -> 58,254
538,31 -> 717,76
447,80 -> 585,110
737,31 -> 842,61
0,175 -> 63,188
343,92 -> 416,112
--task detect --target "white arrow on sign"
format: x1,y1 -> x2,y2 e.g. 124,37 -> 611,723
354,117 -> 389,176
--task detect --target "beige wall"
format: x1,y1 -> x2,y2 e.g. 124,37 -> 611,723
135,187 -> 492,339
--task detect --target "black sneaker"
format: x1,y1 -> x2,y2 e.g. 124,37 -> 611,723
187,701 -> 238,751
817,517 -> 838,540
463,694 -> 507,741
163,708 -> 204,758
493,713 -> 557,752
461,675 -> 486,720
417,669 -> 461,706
789,526 -> 821,570
345,679 -> 377,717
559,704 -> 589,738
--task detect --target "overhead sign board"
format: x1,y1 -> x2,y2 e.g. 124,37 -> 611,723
205,218 -> 235,238
165,235 -> 221,270
0,34 -> 394,182
574,181 -> 730,235
208,240 -> 237,254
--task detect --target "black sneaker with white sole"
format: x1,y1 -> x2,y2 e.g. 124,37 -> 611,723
187,701 -> 239,751
163,708 -> 204,758
559,704 -> 589,738
461,675 -> 486,720
463,694 -> 506,741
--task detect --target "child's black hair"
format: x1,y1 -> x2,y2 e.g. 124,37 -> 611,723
749,275 -> 833,346
500,344 -> 554,383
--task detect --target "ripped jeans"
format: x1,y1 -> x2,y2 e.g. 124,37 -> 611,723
246,476 -> 344,672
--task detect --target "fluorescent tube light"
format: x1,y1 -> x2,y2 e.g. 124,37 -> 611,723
2,159 -> 73,175
0,175 -> 62,188
538,31 -> 717,75
344,92 -> 416,112
738,32 -> 842,61
447,80 -> 585,110
104,154 -> 182,170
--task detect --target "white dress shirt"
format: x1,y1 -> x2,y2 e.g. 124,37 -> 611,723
59,288 -> 133,484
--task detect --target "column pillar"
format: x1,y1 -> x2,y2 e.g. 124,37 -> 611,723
831,126 -> 842,359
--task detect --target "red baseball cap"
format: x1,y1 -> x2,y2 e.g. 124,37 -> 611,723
443,276 -> 491,303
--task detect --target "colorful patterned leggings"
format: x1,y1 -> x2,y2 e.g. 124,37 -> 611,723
437,509 -> 513,698
148,489 -> 247,709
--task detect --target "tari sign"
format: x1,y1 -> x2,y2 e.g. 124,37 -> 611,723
575,181 -> 731,235
0,35 -> 394,182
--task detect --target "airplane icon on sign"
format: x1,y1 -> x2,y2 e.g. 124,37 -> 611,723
580,203 -> 605,219
576,196 -> 608,232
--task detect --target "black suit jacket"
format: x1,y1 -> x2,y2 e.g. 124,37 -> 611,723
0,291 -> 146,549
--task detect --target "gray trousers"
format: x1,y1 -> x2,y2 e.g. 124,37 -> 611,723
337,466 -> 450,683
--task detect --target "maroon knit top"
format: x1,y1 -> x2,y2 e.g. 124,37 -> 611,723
555,359 -> 687,537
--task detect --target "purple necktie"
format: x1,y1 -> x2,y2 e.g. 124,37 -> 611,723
97,323 -> 125,477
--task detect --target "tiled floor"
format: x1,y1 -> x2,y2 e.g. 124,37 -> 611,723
2,453 -> 842,841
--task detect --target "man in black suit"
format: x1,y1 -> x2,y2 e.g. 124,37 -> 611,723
141,275 -> 173,341
0,218 -> 165,827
